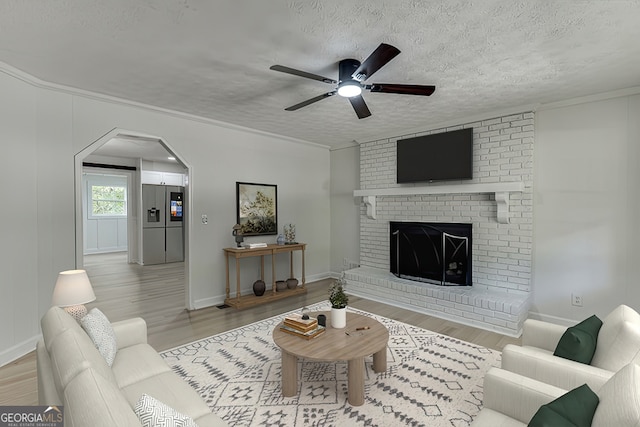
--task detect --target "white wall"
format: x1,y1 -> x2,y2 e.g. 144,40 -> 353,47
330,145 -> 360,275
70,97 -> 331,307
533,93 -> 640,323
0,70 -> 40,364
0,66 -> 331,366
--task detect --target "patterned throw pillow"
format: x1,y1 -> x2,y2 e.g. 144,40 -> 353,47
80,307 -> 117,366
135,394 -> 198,427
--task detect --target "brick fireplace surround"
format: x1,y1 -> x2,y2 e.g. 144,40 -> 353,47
346,112 -> 534,336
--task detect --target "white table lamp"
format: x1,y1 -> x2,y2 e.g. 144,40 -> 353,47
52,269 -> 96,320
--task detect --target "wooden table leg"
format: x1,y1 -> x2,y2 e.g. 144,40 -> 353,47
235,255 -> 241,299
281,351 -> 298,397
347,358 -> 365,406
373,347 -> 387,373
301,247 -> 306,287
224,252 -> 230,300
289,252 -> 294,278
272,251 -> 276,293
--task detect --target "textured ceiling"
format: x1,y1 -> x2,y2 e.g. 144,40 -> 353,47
1,1 -> 640,148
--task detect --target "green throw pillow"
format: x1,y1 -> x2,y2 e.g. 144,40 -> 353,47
528,384 -> 599,427
553,315 -> 603,364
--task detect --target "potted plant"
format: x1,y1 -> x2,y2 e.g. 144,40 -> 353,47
329,275 -> 349,328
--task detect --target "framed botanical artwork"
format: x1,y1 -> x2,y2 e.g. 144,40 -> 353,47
236,182 -> 277,236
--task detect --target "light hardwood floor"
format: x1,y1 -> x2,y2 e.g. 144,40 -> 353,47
0,252 -> 521,406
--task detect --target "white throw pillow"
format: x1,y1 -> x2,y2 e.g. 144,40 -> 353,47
591,304 -> 640,371
135,394 -> 198,427
80,307 -> 117,367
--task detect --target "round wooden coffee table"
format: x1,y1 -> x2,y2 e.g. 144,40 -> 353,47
272,311 -> 389,406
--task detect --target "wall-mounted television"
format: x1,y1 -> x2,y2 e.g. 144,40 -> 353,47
396,128 -> 473,183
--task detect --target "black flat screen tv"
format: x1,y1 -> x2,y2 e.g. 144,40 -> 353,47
396,128 -> 473,183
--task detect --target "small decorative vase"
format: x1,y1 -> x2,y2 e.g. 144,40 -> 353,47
284,224 -> 296,244
331,307 -> 347,329
286,278 -> 299,289
252,280 -> 266,296
276,234 -> 285,245
276,280 -> 287,291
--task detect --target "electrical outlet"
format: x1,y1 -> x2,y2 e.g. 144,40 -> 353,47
201,214 -> 208,224
572,293 -> 583,307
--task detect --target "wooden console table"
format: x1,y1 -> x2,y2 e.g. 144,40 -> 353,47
223,243 -> 306,309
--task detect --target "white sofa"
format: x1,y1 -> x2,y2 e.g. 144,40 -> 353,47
472,363 -> 640,426
501,304 -> 640,391
36,306 -> 227,427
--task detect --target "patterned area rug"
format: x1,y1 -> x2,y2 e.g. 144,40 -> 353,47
160,302 -> 501,427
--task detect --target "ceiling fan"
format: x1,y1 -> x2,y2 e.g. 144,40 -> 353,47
270,43 -> 435,119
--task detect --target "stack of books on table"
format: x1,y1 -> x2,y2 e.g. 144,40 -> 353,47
242,242 -> 268,249
280,314 -> 325,340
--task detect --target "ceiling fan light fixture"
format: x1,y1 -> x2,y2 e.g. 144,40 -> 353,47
270,43 -> 435,118
337,80 -> 362,98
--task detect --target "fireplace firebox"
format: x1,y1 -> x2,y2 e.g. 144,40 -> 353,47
390,222 -> 472,286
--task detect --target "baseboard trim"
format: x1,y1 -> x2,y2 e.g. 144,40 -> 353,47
0,335 -> 39,368
526,311 -> 575,326
191,295 -> 226,310
190,273 -> 333,310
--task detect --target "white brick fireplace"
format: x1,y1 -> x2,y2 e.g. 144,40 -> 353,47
347,112 -> 534,336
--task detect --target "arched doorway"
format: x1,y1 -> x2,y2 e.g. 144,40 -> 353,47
74,129 -> 192,310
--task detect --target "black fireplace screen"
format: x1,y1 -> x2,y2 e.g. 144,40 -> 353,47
390,222 -> 472,286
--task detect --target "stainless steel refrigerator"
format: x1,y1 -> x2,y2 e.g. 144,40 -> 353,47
142,184 -> 184,265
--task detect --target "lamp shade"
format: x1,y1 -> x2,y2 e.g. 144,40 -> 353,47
52,269 -> 96,307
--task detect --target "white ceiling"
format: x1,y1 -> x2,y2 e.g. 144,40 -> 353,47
1,1 -> 640,149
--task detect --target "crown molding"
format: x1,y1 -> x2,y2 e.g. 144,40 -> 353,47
354,105 -> 539,145
0,61 -> 331,151
537,86 -> 640,111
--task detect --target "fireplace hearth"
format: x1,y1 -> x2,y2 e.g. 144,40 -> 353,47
390,222 -> 472,286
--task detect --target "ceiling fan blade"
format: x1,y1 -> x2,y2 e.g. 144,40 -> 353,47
368,83 -> 436,96
352,43 -> 401,81
348,95 -> 372,119
270,65 -> 337,84
284,91 -> 336,111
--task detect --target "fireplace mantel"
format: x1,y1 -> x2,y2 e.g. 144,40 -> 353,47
354,182 -> 524,223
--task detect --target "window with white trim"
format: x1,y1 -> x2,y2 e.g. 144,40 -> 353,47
86,174 -> 128,218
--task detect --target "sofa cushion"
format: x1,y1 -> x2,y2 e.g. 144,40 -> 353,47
135,394 -> 198,427
80,308 -> 117,366
473,408 -> 526,426
528,383 -> 599,427
120,371 -> 214,423
41,306 -> 84,352
501,344 -> 612,392
111,344 -> 173,388
49,327 -> 117,398
193,412 -> 230,427
591,305 -> 640,371
63,368 -> 141,427
553,315 -> 602,364
111,317 -> 148,349
592,363 -> 640,426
